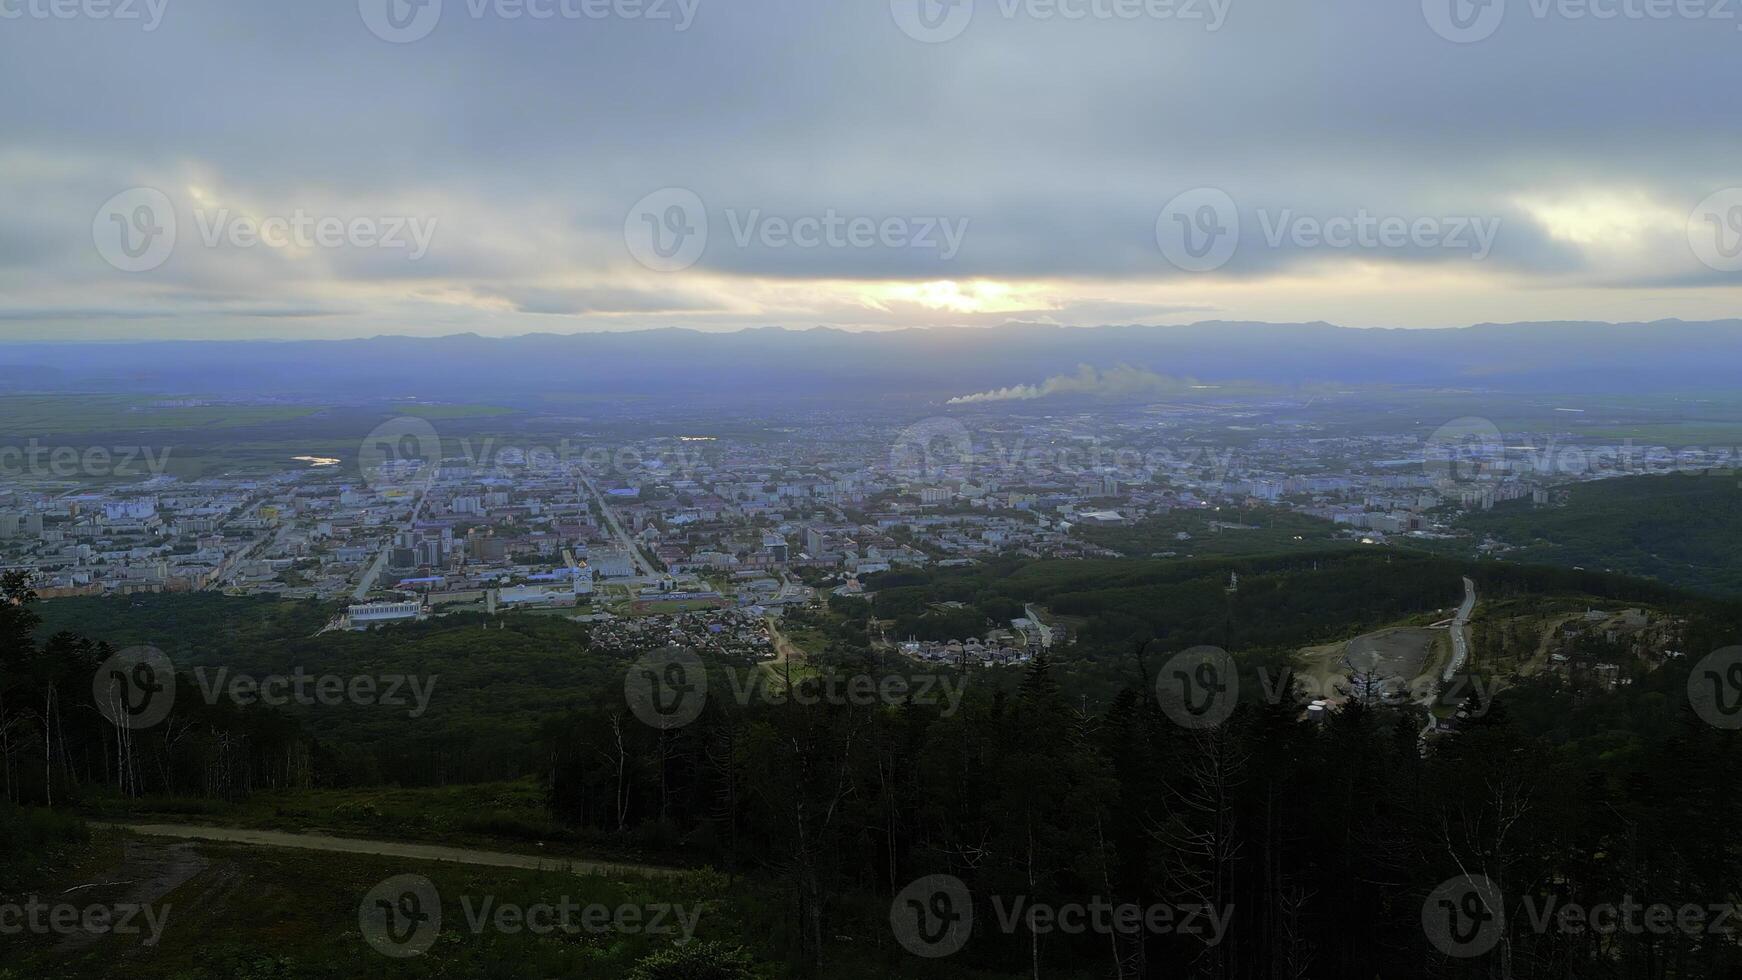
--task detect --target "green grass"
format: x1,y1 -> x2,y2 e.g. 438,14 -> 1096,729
0,802 -> 91,886
1073,506 -> 1356,559
632,599 -> 726,614
390,404 -> 519,420
0,395 -> 320,435
80,782 -> 556,843
75,782 -> 721,873
2,833 -> 754,980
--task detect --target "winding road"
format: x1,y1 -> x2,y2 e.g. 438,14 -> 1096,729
1420,576 -> 1477,739
1442,576 -> 1476,683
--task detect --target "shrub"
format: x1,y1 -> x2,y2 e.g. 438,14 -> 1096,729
625,941 -> 758,980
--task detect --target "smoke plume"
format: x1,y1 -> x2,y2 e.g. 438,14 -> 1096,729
947,364 -> 1187,404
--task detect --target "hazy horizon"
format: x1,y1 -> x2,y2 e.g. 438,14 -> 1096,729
4,314 -> 1742,347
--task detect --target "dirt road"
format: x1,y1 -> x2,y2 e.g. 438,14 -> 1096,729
95,823 -> 681,879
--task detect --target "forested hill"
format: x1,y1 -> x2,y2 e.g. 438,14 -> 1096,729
1455,472 -> 1742,595
14,551 -> 1742,977
30,549 -> 1704,785
863,549 -> 1698,653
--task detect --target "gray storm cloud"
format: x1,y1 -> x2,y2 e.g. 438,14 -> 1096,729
2,0 -> 1739,337
947,364 -> 1189,404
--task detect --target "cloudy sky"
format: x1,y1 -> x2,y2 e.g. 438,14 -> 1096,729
1,0 -> 1737,339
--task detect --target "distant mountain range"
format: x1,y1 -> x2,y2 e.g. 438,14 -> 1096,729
2,319 -> 1737,406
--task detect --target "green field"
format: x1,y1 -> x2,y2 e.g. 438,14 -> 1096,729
5,828 -> 755,980
1072,506 -> 1356,559
0,395 -> 321,435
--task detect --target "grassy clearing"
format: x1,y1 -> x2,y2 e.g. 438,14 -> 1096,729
3,833 -> 754,980
76,783 -> 629,862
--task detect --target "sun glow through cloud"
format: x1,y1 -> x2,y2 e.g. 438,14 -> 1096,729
866,280 -> 1045,314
